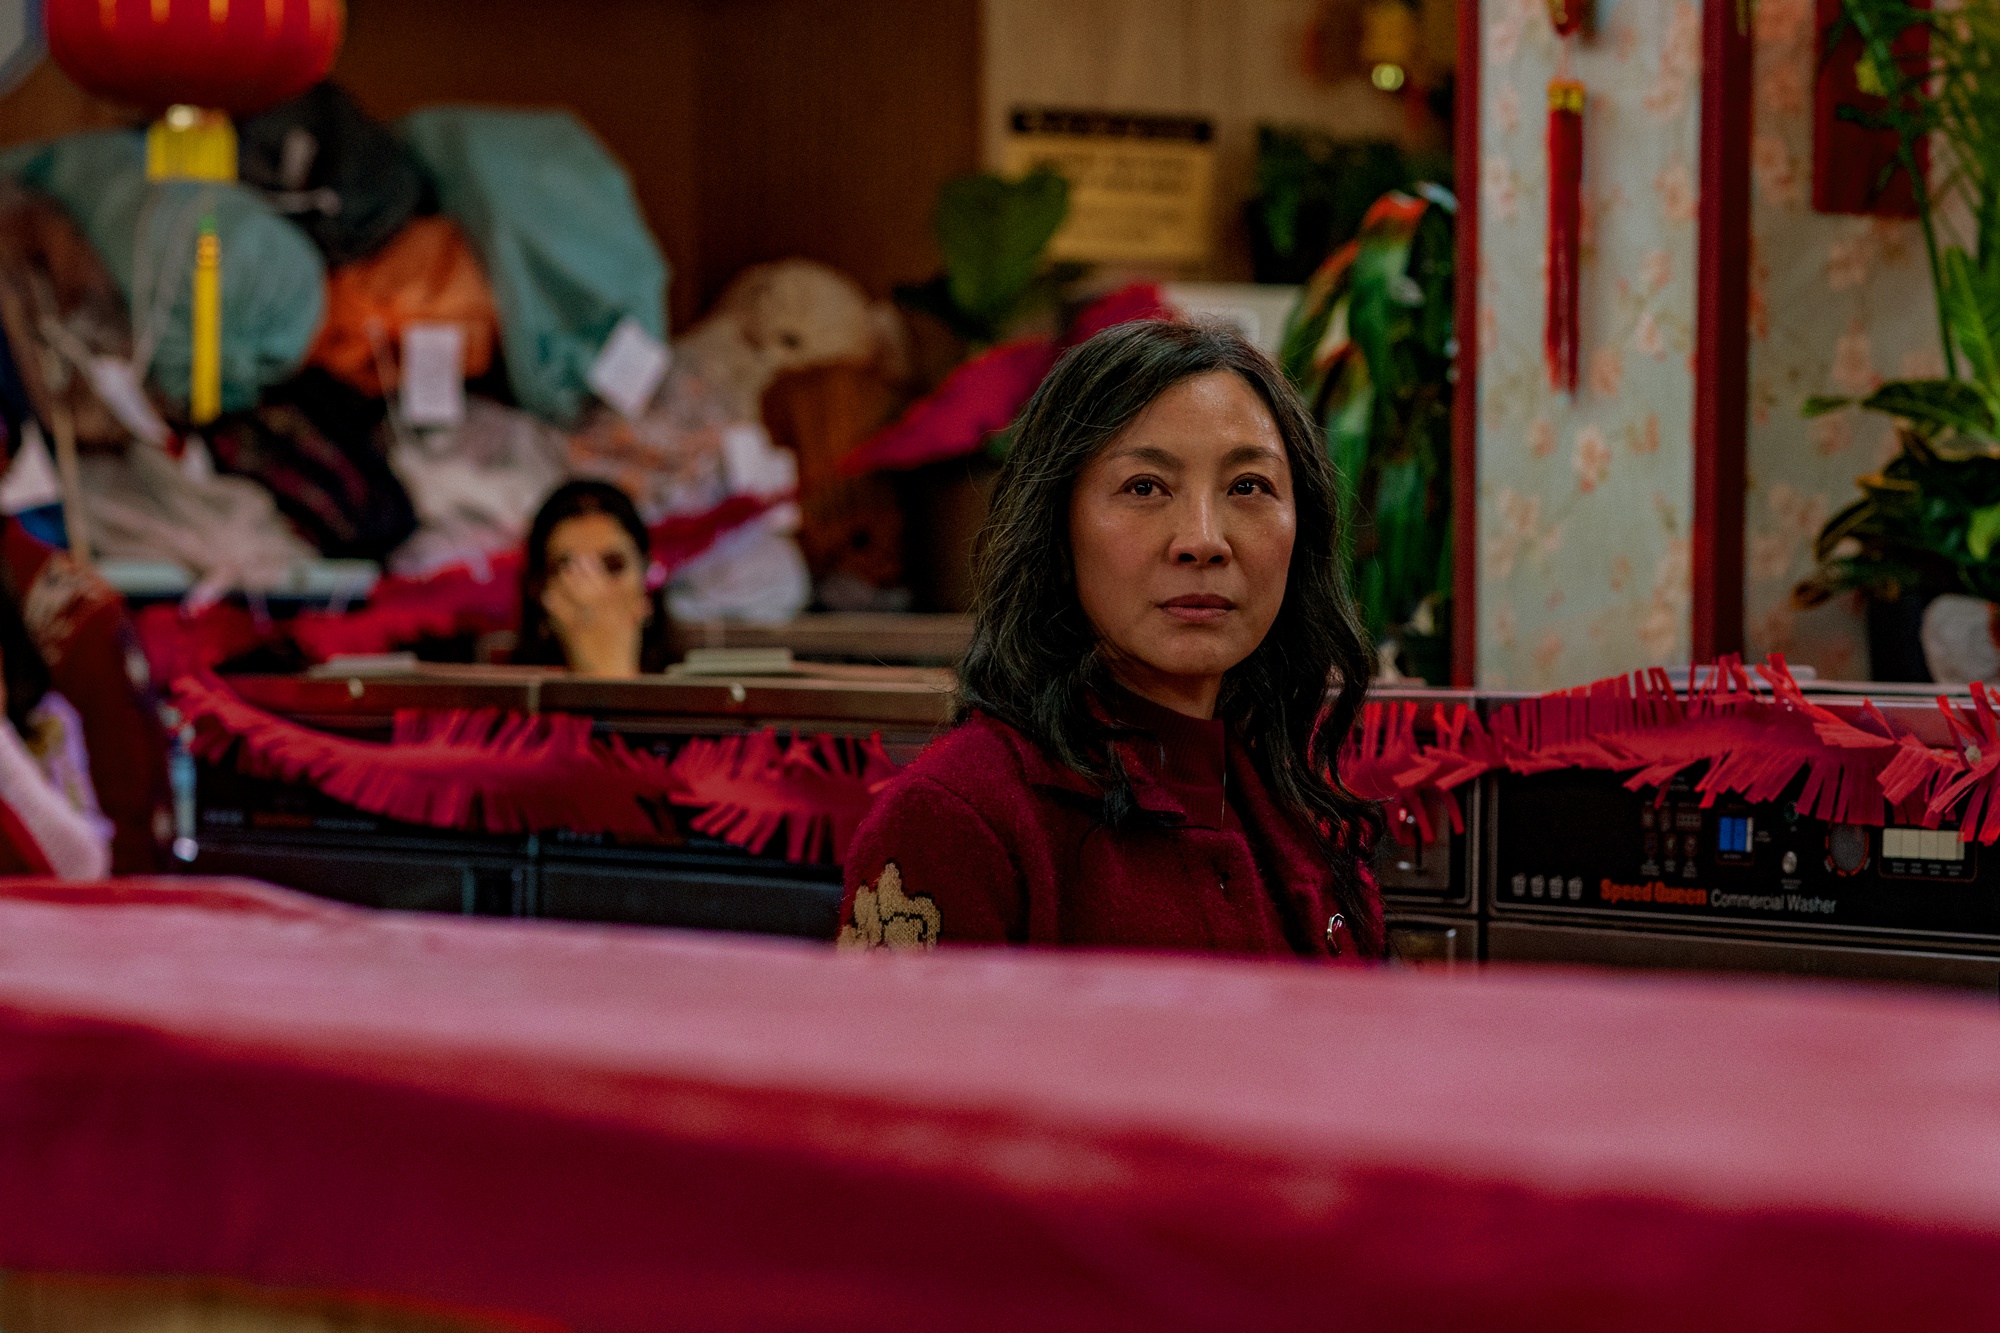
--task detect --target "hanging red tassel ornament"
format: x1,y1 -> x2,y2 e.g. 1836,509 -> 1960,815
1545,78 -> 1585,393
1547,0 -> 1587,37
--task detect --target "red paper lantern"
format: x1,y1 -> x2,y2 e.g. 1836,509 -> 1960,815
46,0 -> 345,117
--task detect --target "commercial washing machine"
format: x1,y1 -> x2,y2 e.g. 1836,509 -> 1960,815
1483,690 -> 2000,995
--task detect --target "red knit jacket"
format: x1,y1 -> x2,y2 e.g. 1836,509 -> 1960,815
836,691 -> 1382,959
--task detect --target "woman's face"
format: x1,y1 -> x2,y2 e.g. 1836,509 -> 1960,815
1068,370 -> 1297,718
547,512 -> 646,593
540,511 -> 653,676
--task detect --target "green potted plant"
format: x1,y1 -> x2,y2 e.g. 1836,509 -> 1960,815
1247,129 -> 1419,284
1796,0 -> 2000,678
1279,184 -> 1456,684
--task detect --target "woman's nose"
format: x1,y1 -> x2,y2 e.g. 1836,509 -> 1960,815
1169,498 -> 1230,565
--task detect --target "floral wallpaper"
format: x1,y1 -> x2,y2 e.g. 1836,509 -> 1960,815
1477,0 -> 1701,688
1742,0 -> 1941,680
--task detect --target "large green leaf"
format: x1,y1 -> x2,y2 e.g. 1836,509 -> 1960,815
1860,378 -> 1998,436
1281,184 -> 1454,680
1324,349 -> 1374,560
1968,501 -> 2000,559
1368,455 -> 1433,644
1409,201 -> 1457,359
935,168 -> 1070,338
1813,495 -> 1878,562
1942,246 -> 2000,391
1277,257 -> 1356,396
1347,239 -> 1414,401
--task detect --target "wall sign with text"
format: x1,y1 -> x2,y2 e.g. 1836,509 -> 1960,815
1002,108 -> 1216,266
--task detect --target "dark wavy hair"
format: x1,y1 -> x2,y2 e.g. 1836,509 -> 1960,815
0,581 -> 49,738
513,480 -> 673,673
957,319 -> 1382,952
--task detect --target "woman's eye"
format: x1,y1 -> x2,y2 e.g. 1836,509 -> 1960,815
1127,478 -> 1160,497
602,553 -> 630,577
1230,477 -> 1271,496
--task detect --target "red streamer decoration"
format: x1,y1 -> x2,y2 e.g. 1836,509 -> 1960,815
1343,656 -> 2000,851
174,674 -> 677,842
1479,657 -> 1911,828
170,649 -> 2000,861
135,602 -> 270,681
175,675 -> 903,863
1545,78 -> 1585,393
1918,683 -> 2000,843
289,553 -> 525,663
666,729 -> 901,865
838,337 -> 1060,476
1341,700 -> 1491,845
841,283 -> 1175,477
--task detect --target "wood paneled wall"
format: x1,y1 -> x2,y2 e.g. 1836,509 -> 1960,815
981,0 -> 1453,280
0,2 -> 1446,316
331,0 -> 705,325
693,0 -> 980,313
0,0 -> 980,331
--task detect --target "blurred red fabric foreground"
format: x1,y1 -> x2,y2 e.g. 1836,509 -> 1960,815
1,879 -> 1999,1332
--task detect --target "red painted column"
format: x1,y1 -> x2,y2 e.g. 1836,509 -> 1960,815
1451,0 -> 1482,687
1693,0 -> 1753,661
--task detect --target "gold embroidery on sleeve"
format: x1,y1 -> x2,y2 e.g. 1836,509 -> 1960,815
837,862 -> 941,951
23,553 -> 117,667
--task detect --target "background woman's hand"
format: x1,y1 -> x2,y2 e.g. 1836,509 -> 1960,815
540,542 -> 652,677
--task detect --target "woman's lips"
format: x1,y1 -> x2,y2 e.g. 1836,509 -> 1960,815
1159,594 -> 1234,624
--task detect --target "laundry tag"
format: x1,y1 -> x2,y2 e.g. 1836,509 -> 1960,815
720,422 -> 798,498
0,421 -> 63,514
85,357 -> 171,447
587,315 -> 671,419
180,434 -> 215,484
400,322 -> 467,428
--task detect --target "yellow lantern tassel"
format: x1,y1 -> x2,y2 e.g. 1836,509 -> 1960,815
191,223 -> 222,425
146,107 -> 238,184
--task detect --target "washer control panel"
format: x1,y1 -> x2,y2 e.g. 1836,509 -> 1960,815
1492,768 -> 2000,940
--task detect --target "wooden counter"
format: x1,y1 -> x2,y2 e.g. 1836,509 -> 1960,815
242,661 -> 958,734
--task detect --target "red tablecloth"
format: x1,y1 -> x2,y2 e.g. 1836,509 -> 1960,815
1,878 -> 1998,1332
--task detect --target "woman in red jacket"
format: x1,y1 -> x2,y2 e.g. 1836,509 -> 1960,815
837,319 -> 1383,959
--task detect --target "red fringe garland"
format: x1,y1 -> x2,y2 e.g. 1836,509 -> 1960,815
290,552 -> 525,662
1917,682 -> 2000,842
1545,79 -> 1585,394
179,654 -> 2000,861
174,674 -> 678,842
1341,701 -> 1491,845
177,675 -> 902,861
1349,655 -> 2000,851
665,729 -> 901,865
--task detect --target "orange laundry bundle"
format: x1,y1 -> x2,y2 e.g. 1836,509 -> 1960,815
307,217 -> 500,396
